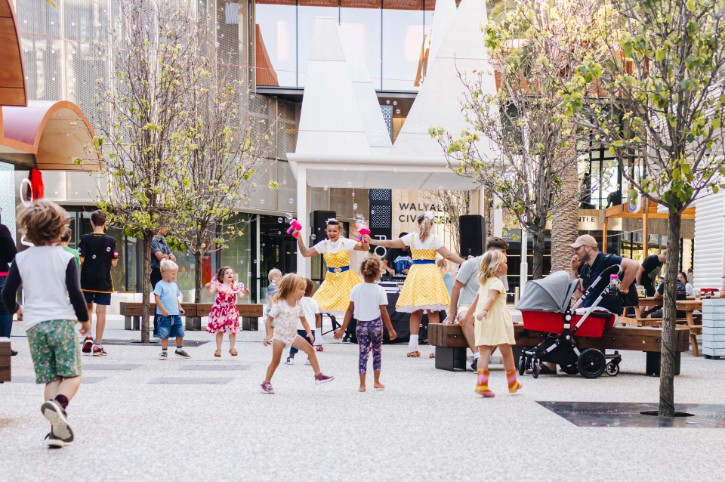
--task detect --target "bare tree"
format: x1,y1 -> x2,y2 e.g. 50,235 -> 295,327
174,35 -> 274,302
423,190 -> 471,253
432,0 -> 611,279
565,0 -> 725,415
90,0 -> 200,342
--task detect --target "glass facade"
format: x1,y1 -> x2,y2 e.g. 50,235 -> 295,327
255,0 -> 437,91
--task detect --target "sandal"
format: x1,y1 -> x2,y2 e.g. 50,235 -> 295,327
214,349 -> 221,358
406,351 -> 421,358
429,352 -> 435,359
229,348 -> 238,357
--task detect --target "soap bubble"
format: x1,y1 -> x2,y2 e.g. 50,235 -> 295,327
323,185 -> 329,191
277,230 -> 282,235
371,210 -> 375,215
288,198 -> 294,204
352,203 -> 358,210
310,234 -> 317,240
285,213 -> 293,220
277,217 -> 283,223
351,192 -> 355,197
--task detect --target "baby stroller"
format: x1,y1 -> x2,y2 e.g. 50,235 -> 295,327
515,266 -> 622,379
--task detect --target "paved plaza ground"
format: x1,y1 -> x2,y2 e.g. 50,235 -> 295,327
1,315 -> 724,481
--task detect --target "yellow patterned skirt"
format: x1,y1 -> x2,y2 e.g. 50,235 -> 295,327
313,269 -> 363,315
396,264 -> 450,313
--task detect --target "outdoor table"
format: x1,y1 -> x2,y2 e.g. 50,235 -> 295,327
675,299 -> 703,357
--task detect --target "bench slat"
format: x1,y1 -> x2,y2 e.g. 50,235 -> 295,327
429,323 -> 690,353
120,302 -> 263,318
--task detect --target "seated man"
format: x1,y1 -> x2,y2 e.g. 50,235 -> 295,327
647,279 -> 687,318
382,232 -> 412,278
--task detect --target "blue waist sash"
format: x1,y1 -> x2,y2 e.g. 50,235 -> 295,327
412,260 -> 435,265
328,266 -> 350,273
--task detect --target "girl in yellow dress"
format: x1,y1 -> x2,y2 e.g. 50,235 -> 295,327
296,219 -> 368,339
473,250 -> 521,398
365,212 -> 464,357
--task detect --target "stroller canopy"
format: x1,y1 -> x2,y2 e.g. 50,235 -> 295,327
515,271 -> 577,312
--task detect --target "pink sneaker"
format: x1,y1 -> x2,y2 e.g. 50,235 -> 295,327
261,381 -> 274,394
314,373 -> 334,384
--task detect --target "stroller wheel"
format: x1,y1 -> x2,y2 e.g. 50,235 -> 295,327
531,359 -> 540,379
577,348 -> 606,379
605,362 -> 620,376
560,363 -> 579,375
518,354 -> 527,376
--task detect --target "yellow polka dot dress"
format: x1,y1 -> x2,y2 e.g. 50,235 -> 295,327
312,238 -> 362,315
396,233 -> 450,313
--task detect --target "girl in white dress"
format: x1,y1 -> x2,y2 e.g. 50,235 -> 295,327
261,274 -> 334,394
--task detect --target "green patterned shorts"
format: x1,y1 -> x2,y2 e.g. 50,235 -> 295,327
26,320 -> 82,384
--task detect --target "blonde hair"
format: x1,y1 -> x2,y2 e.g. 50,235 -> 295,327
16,200 -> 69,246
477,250 -> 507,285
416,213 -> 433,242
267,268 -> 282,282
274,273 -> 306,303
160,259 -> 178,272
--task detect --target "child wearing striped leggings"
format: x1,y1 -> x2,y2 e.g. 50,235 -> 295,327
335,257 -> 397,392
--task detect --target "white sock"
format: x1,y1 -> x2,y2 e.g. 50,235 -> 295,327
473,352 -> 480,360
315,328 -> 323,343
409,334 -> 419,352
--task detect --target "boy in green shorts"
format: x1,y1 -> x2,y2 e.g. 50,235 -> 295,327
1,200 -> 90,448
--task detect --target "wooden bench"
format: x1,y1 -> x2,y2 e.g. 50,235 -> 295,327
119,302 -> 263,331
0,337 -> 10,383
429,323 -> 690,376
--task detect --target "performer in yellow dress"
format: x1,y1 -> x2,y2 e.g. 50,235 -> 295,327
296,217 -> 367,318
365,212 -> 464,357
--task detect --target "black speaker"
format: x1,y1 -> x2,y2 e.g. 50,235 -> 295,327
459,215 -> 486,257
311,210 -> 336,243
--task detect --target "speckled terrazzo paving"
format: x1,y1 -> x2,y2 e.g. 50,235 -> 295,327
1,318 -> 724,481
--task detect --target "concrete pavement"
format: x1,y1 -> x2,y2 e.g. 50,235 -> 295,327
1,317 -> 724,481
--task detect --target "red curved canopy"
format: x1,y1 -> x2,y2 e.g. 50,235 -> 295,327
0,101 -> 102,171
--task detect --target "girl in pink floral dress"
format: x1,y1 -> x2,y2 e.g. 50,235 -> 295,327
205,266 -> 250,358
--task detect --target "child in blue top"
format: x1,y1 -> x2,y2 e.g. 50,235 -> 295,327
153,260 -> 189,359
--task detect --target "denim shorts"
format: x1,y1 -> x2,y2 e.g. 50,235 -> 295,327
83,291 -> 112,305
157,314 -> 184,339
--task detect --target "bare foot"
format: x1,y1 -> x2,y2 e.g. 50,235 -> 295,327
374,382 -> 385,390
358,386 -> 366,392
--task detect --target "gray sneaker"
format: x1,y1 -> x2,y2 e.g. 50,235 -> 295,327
41,400 -> 73,444
44,432 -> 66,449
159,351 -> 168,360
174,349 -> 190,358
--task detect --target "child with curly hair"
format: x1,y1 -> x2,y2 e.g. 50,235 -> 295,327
335,257 -> 397,392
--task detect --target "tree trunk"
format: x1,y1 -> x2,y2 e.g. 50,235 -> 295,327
140,235 -> 152,343
551,147 -> 579,273
530,228 -> 546,279
659,210 -> 681,417
194,250 -> 203,303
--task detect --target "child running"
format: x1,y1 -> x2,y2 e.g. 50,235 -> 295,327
205,266 -> 250,358
261,274 -> 334,393
286,278 -> 320,365
153,259 -> 190,360
335,258 -> 397,392
473,250 -> 521,398
1,200 -> 89,448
